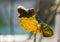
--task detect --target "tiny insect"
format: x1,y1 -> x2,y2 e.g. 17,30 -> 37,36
17,6 -> 54,41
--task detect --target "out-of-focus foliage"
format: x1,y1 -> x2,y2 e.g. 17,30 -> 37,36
0,12 -> 7,27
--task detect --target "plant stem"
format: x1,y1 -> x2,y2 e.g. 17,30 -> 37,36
34,34 -> 36,42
